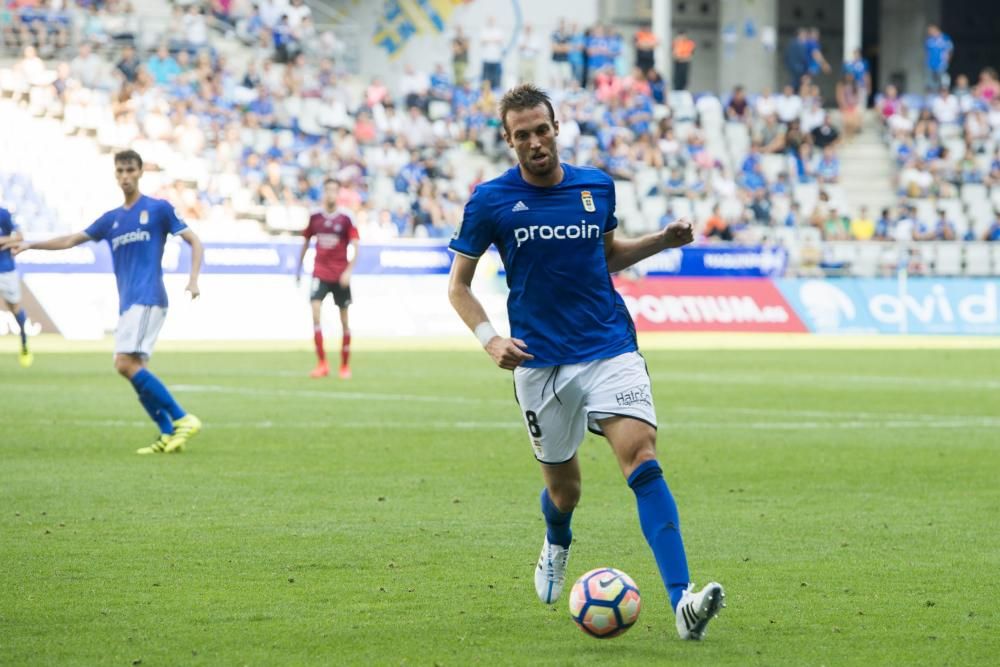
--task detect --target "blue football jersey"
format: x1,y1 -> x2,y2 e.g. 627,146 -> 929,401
84,195 -> 187,314
450,164 -> 637,368
0,207 -> 19,273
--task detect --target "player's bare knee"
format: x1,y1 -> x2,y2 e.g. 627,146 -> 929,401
113,355 -> 139,378
619,441 -> 658,478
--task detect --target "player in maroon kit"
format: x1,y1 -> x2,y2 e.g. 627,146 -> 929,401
296,179 -> 360,379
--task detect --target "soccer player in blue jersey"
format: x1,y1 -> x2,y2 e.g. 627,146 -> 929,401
447,84 -> 725,640
5,150 -> 204,455
0,206 -> 33,367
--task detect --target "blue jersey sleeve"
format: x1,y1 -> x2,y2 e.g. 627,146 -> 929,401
604,177 -> 618,234
0,209 -> 12,235
449,186 -> 496,258
159,200 -> 188,235
84,211 -> 115,240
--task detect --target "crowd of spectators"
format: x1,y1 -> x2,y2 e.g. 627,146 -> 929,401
875,62 -> 1000,243
3,6 -> 1000,248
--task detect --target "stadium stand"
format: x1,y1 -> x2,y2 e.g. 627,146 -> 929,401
1,1 -> 998,273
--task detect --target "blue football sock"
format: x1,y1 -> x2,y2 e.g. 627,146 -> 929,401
131,368 -> 186,421
15,309 -> 27,349
540,488 -> 573,548
135,389 -> 175,435
628,460 -> 690,610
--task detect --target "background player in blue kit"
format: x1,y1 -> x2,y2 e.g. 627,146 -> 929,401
4,150 -> 204,455
0,206 -> 33,367
447,84 -> 725,640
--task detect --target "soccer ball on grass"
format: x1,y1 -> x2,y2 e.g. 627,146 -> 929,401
568,567 -> 641,638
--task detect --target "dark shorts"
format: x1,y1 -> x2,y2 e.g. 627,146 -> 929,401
310,278 -> 352,307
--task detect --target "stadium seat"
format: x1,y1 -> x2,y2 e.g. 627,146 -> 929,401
933,243 -> 962,275
669,197 -> 693,219
854,242 -> 883,277
961,183 -> 988,205
964,243 -> 992,275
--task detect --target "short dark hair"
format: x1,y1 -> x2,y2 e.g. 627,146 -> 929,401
114,149 -> 143,168
498,83 -> 556,133
323,177 -> 339,187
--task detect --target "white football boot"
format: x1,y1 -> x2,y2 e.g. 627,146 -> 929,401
534,536 -> 570,604
675,582 -> 726,640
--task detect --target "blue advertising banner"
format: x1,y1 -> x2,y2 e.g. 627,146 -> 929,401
17,241 -> 788,278
638,246 -> 788,277
15,240 -> 457,276
778,278 -> 1000,335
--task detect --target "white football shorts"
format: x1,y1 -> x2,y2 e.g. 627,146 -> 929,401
0,270 -> 21,304
115,304 -> 167,359
512,351 -> 657,464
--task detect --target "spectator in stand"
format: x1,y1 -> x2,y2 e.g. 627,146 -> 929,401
982,212 -> 1000,241
568,24 -> 586,87
400,63 -> 430,111
114,43 -> 141,84
658,203 -> 676,230
517,23 -> 541,84
285,0 -> 311,30
671,29 -> 695,91
775,84 -> 802,124
749,190 -> 772,224
873,207 -> 893,240
958,148 -> 983,184
975,67 -> 1000,103
805,28 -> 831,79
726,85 -> 750,123
69,41 -> 104,89
876,83 -> 901,128
754,86 -> 777,118
811,116 -> 840,149
850,205 -> 875,240
816,146 -> 839,184
836,73 -> 862,141
633,22 -> 657,76
842,47 -> 871,104
646,69 -> 666,104
702,204 -> 732,241
586,24 -> 611,85
987,148 -> 1000,187
822,207 -> 850,240
549,20 -> 572,86
146,44 -> 180,85
922,209 -> 956,241
479,16 -> 504,90
930,85 -> 960,126
784,201 -> 801,228
951,73 -> 976,113
451,25 -> 469,85
800,96 -> 826,134
924,24 -> 953,92
784,28 -> 810,90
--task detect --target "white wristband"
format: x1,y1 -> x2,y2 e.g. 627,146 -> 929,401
474,322 -> 498,348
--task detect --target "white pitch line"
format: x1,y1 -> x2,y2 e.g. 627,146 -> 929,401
2,417 -> 998,431
652,371 -> 1000,391
169,384 -> 511,405
671,405 -> 1000,423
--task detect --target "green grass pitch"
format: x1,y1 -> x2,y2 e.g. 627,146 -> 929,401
1,348 -> 998,665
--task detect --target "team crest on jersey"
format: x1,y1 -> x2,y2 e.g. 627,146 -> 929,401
139,210 -> 149,225
581,190 -> 595,212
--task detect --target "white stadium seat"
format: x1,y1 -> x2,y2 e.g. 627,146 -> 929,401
964,243 -> 992,275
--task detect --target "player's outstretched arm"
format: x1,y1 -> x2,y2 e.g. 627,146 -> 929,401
0,230 -> 23,245
5,231 -> 91,255
604,219 -> 694,273
295,235 -> 310,285
448,254 -> 534,370
179,228 -> 202,299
